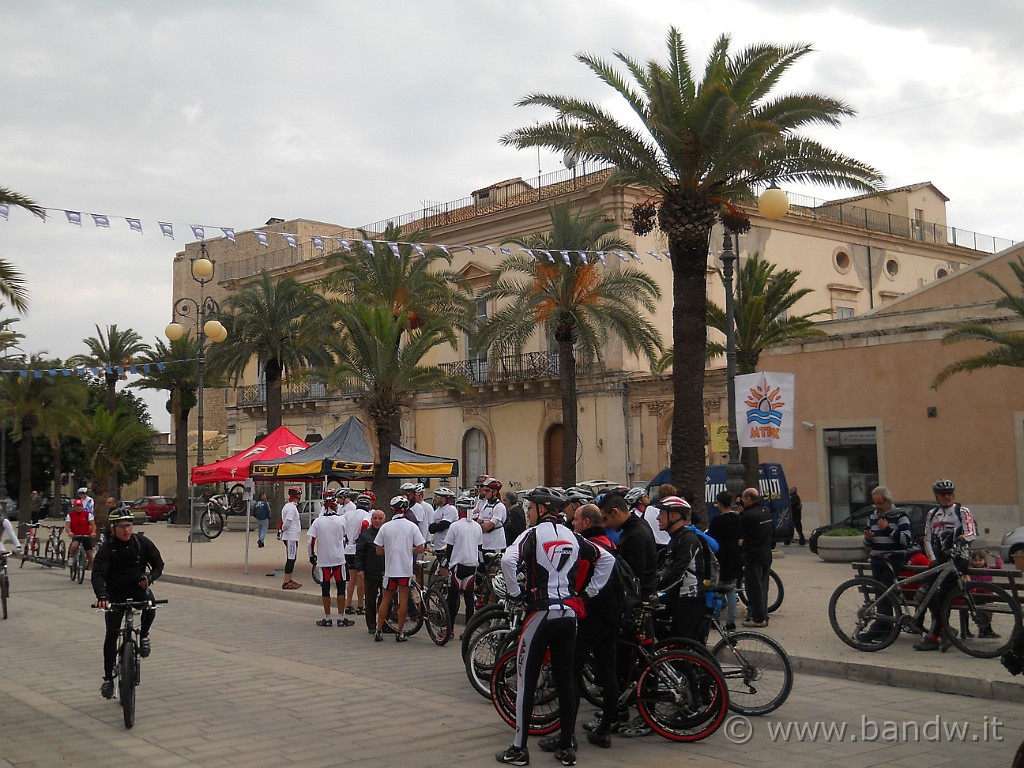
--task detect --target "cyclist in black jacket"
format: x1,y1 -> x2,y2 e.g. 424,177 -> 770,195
92,510 -> 164,699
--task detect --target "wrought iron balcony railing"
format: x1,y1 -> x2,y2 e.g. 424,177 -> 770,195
236,381 -> 359,407
439,351 -> 561,384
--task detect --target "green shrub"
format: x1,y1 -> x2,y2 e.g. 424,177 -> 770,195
823,527 -> 864,537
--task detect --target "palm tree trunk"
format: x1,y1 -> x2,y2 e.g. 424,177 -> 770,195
106,375 -> 118,415
373,418 -> 397,517
265,359 -> 283,433
559,340 -> 578,488
16,428 -> 32,538
51,440 -> 62,522
742,447 -> 760,493
174,391 -> 191,526
668,234 -> 712,509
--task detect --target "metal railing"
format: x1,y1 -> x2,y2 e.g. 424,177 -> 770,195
236,381 -> 361,407
439,351 -> 561,384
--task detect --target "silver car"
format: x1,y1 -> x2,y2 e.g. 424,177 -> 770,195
999,525 -> 1024,563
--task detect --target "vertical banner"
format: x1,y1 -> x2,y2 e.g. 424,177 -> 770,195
735,372 -> 795,449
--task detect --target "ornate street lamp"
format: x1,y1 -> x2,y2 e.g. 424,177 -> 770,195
166,243 -> 227,544
721,186 -> 790,500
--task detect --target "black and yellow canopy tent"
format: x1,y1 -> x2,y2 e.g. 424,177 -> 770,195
248,416 -> 458,481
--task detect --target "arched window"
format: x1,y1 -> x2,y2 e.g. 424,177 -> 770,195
463,428 -> 487,486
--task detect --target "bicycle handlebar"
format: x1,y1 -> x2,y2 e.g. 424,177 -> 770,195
93,599 -> 169,611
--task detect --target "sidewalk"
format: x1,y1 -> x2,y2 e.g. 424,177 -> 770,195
140,521 -> 1024,703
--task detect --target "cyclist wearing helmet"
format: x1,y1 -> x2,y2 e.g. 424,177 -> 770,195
654,495 -> 707,641
428,487 -> 458,553
629,486 -> 669,549
496,486 -> 613,767
278,488 -> 303,590
399,482 -> 423,524
342,491 -> 372,616
412,483 -> 434,544
66,497 -> 97,572
914,479 -> 978,651
77,487 -> 94,514
92,509 -> 164,699
308,492 -> 355,627
477,477 -> 507,555
443,494 -> 483,632
373,496 -> 425,642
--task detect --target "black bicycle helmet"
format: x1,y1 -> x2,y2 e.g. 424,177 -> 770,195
565,486 -> 594,504
932,478 -> 955,494
525,485 -> 567,511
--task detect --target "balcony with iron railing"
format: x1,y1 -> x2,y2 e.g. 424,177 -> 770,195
235,380 -> 362,407
439,351 -> 561,384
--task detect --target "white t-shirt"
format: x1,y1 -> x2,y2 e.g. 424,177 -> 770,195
473,496 -> 487,522
445,517 -> 483,568
412,500 -> 433,542
478,500 -> 507,551
280,501 -> 301,542
431,503 -> 459,550
307,513 -> 348,568
374,515 -> 425,579
342,507 -> 371,555
2,517 -> 20,551
80,496 -> 94,513
641,506 -> 671,545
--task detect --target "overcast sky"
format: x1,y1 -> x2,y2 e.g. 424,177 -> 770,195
2,0 -> 1022,431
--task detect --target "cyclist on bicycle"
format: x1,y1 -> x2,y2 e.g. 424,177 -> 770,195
1,510 -> 20,553
495,486 -> 613,767
914,478 -> 977,651
66,497 -> 97,572
92,509 -> 164,699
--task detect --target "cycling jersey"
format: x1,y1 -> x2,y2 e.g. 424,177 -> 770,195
66,509 -> 95,536
341,507 -> 370,556
478,500 -> 507,552
924,503 -> 977,561
308,513 -> 347,568
430,502 -> 459,550
373,515 -> 425,579
445,517 -> 483,567
280,501 -> 301,542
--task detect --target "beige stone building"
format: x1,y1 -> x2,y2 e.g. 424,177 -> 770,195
165,166 -> 1016,526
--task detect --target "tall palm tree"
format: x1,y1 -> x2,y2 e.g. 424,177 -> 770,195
476,202 -> 663,486
320,302 -> 464,501
82,407 -> 155,528
933,256 -> 1024,386
0,186 -> 42,313
34,367 -> 89,521
501,27 -> 883,505
209,271 -> 335,435
133,335 -> 202,519
706,253 -> 826,485
69,324 -> 151,415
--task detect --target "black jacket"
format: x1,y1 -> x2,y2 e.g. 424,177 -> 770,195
740,500 -> 774,563
707,512 -> 743,581
617,513 -> 658,595
354,526 -> 385,581
92,533 -> 164,601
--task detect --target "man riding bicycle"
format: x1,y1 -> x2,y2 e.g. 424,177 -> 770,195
92,509 -> 164,699
66,497 -> 97,572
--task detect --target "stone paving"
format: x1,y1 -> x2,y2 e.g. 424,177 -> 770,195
1,522 -> 1022,767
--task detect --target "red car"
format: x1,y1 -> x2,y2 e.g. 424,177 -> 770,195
128,496 -> 177,523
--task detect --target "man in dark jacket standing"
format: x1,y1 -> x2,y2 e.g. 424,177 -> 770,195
707,491 -> 742,631
739,488 -> 773,628
92,509 -> 164,699
354,509 -> 386,634
600,492 -> 657,596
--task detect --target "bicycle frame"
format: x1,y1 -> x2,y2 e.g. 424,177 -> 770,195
866,554 -> 962,631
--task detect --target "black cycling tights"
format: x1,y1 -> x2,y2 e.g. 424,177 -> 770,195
103,606 -> 155,679
513,610 -> 577,750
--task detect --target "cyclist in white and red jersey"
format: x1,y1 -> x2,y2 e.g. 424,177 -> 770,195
66,498 -> 97,570
342,491 -> 372,616
373,496 -> 426,643
308,491 -> 354,627
914,478 -> 978,651
495,486 -> 613,767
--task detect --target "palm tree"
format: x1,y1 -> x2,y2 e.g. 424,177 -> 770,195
69,324 -> 151,415
209,271 -> 335,435
933,256 -> 1024,386
320,302 -> 464,501
133,335 -> 202,520
82,407 -> 155,528
0,186 -> 42,313
706,253 -> 826,485
501,27 -> 883,506
476,202 -> 663,486
34,369 -> 89,522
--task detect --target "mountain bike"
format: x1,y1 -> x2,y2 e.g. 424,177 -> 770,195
1,548 -> 11,619
20,523 -> 40,567
737,567 -> 784,614
98,597 -> 168,728
43,524 -> 66,565
828,541 -> 1023,658
69,537 -> 89,584
198,496 -> 226,540
377,576 -> 451,645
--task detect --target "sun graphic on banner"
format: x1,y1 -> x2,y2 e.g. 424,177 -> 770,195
744,380 -> 786,427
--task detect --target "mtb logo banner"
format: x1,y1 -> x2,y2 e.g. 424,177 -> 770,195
735,372 -> 795,449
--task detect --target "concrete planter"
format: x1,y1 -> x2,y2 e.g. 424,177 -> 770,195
818,536 -> 869,562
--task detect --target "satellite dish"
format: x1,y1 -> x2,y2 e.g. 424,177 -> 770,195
562,150 -> 579,169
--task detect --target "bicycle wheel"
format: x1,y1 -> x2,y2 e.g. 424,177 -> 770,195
199,509 -> 224,540
311,563 -> 323,585
380,585 -> 425,636
579,653 -> 604,708
491,649 -> 561,736
228,483 -> 247,513
738,569 -> 784,614
712,631 -> 793,715
828,577 -> 900,651
944,581 -> 1023,659
76,549 -> 87,584
56,539 -> 66,564
424,587 -> 452,646
44,540 -> 54,560
1,569 -> 9,619
635,650 -> 728,742
461,604 -> 509,659
120,640 -> 137,729
465,623 -> 512,697
69,548 -> 78,581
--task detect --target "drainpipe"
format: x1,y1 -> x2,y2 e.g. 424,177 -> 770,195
867,245 -> 874,310
622,382 -> 633,485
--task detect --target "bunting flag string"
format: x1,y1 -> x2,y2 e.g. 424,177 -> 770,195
0,359 -> 217,379
1,204 -> 674,268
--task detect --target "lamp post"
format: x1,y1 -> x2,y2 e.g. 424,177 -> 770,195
0,332 -> 23,512
721,186 -> 790,500
165,243 -> 227,546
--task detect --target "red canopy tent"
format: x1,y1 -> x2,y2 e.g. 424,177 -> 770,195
190,427 -> 310,485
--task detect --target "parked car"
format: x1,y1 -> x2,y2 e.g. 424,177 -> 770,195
127,496 -> 177,523
39,494 -> 72,519
999,525 -> 1024,563
297,499 -> 323,529
808,501 -> 932,555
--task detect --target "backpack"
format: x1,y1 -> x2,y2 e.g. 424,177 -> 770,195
609,552 -> 644,631
696,535 -> 722,591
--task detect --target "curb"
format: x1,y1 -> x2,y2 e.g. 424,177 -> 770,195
160,573 -> 322,606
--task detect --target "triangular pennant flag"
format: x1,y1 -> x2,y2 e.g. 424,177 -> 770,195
387,242 -> 400,258
540,250 -> 554,263
62,369 -> 71,376
0,203 -> 9,221
311,236 -> 324,252
49,369 -> 58,376
335,238 -> 351,251
596,251 -> 607,266
631,251 -> 643,264
560,250 -> 571,266
76,366 -> 86,375
648,251 -> 663,262
283,234 -> 297,249
482,246 -> 496,255
521,248 -> 536,261
437,244 -> 451,257
92,214 -> 110,228
221,227 -> 236,243
90,367 -> 100,376
500,247 -> 512,256
126,217 -> 142,233
191,225 -> 205,241
159,222 -> 174,239
615,251 -> 629,262
256,232 -> 269,248
466,246 -> 476,255
412,243 -> 425,256
66,210 -> 82,226
362,240 -> 375,254
18,370 -> 27,378
578,251 -> 588,263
